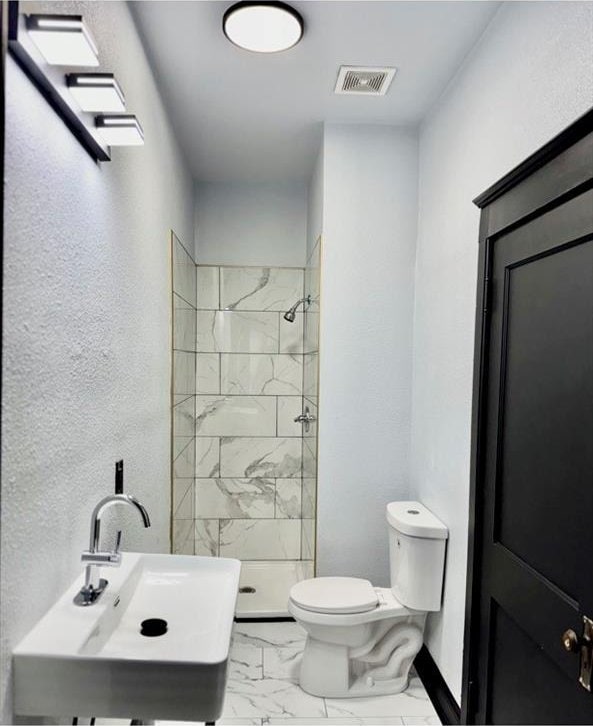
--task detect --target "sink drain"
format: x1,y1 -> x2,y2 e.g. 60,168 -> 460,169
140,618 -> 168,637
239,586 -> 256,594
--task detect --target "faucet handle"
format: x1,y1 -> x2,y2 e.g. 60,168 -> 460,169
114,529 -> 122,555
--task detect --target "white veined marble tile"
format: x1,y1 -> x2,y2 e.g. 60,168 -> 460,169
279,312 -> 304,354
221,437 -> 302,478
229,644 -> 264,681
194,518 -> 219,556
222,677 -> 326,718
221,354 -> 302,396
301,519 -> 315,560
302,438 -> 317,478
303,310 -> 319,355
195,396 -> 276,437
402,718 -> 442,725
173,395 -> 195,437
195,436 -> 220,477
172,519 -> 194,555
196,265 -> 219,309
220,519 -> 301,560
173,308 -> 197,352
275,479 -> 301,519
220,267 -> 304,312
301,478 -> 317,519
277,396 -> 303,437
172,237 -> 196,307
196,353 -> 221,394
197,310 -> 279,354
262,646 -> 302,683
232,621 -> 307,648
173,292 -> 193,311
196,478 -> 275,519
173,479 -> 194,519
303,353 -> 318,398
173,437 -> 195,478
325,677 -> 437,718
173,351 -> 196,394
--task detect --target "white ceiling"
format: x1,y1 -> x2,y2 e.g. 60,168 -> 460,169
131,1 -> 500,183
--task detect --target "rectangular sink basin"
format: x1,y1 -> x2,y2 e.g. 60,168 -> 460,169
13,552 -> 241,722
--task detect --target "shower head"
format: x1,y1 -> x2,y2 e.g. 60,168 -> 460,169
283,295 -> 311,323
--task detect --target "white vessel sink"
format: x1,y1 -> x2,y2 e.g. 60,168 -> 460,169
13,552 -> 241,722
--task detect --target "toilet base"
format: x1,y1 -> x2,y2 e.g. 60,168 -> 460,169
297,610 -> 426,699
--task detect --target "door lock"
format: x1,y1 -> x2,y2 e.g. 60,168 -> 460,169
562,616 -> 592,692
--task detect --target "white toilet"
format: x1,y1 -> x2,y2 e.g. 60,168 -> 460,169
288,501 -> 448,698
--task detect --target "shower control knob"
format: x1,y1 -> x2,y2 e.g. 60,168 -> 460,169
294,406 -> 316,432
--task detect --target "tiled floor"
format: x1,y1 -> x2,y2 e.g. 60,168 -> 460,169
96,621 -> 440,726
191,621 -> 439,725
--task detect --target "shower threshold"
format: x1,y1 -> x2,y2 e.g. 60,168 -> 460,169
235,560 -> 313,619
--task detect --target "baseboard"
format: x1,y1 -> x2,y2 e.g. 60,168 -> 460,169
414,645 -> 461,725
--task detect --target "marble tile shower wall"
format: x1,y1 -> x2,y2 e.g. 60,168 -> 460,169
171,234 -> 198,556
302,238 -> 321,563
174,264 -> 316,563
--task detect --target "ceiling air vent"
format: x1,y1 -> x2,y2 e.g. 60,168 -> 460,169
334,66 -> 397,96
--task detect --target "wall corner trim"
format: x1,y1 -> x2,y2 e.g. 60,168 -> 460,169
414,645 -> 461,725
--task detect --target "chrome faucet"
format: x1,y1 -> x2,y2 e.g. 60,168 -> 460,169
74,494 -> 151,606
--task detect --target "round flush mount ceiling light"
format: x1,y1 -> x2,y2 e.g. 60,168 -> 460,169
223,1 -> 304,53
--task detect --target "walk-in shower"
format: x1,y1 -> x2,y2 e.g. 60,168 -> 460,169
170,241 -> 321,618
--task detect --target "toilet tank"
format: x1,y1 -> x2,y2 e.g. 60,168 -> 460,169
386,501 -> 448,611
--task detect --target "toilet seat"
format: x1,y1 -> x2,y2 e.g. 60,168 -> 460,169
290,576 -> 379,614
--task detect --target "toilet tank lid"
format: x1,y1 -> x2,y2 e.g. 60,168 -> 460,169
386,501 -> 448,539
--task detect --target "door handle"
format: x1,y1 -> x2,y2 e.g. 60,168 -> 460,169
562,616 -> 592,691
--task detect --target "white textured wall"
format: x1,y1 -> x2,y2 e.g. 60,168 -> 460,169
194,182 -> 307,267
306,142 -> 324,260
1,2 -> 193,721
410,0 -> 593,703
317,124 -> 418,586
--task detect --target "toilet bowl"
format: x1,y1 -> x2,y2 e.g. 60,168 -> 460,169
288,501 -> 448,699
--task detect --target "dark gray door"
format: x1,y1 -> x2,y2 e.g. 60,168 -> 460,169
473,184 -> 593,723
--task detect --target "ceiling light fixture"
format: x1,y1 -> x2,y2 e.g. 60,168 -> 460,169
223,1 -> 303,53
67,74 -> 126,113
95,114 -> 144,146
26,14 -> 99,66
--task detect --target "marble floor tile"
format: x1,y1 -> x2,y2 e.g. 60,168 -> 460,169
402,718 -> 441,725
230,644 -> 264,681
265,720 -> 405,725
325,678 -> 437,718
222,677 -> 326,719
262,646 -> 302,682
233,622 -> 307,649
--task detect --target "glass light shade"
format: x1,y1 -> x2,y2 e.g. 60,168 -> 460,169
67,74 -> 126,113
26,15 -> 99,66
95,114 -> 144,146
223,2 -> 303,53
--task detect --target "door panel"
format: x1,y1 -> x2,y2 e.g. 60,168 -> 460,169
473,186 -> 593,723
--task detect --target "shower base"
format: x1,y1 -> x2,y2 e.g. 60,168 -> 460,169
236,560 -> 314,619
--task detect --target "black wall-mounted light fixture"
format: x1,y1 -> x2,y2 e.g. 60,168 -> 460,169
223,1 -> 304,53
8,1 -> 144,162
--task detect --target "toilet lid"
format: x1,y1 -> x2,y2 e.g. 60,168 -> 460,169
290,577 -> 379,614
